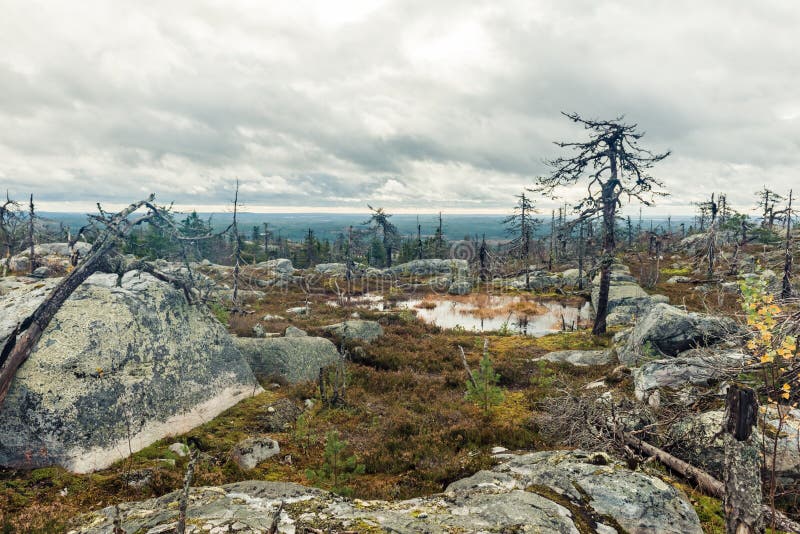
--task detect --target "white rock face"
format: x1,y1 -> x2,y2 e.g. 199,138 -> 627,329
0,271 -> 261,473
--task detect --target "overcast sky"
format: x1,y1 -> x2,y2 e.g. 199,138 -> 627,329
1,0 -> 798,215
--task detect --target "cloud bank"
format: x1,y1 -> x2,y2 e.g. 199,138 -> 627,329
1,0 -> 798,214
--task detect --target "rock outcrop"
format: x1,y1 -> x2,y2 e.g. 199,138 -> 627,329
234,336 -> 341,383
70,450 -> 702,534
632,350 -> 745,405
6,242 -> 92,272
616,303 -> 737,366
384,258 -> 469,277
0,271 -> 260,473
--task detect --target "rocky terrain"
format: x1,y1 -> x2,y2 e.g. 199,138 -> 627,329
1,237 -> 798,533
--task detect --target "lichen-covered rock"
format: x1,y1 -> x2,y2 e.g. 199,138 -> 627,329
617,303 -> 737,366
314,262 -> 347,275
71,450 -> 701,534
447,279 -> 472,295
231,436 -> 280,470
0,271 -> 260,473
632,350 -> 745,404
234,336 -> 341,383
537,349 -> 615,367
323,320 -> 383,342
7,242 -> 93,272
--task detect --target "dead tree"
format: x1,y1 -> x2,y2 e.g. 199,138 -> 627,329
503,192 -> 539,288
0,193 -> 21,275
28,194 -> 35,274
723,385 -> 763,534
231,179 -> 243,311
537,113 -> 670,334
782,190 -> 793,299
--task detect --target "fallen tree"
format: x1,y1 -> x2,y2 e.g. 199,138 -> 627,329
623,431 -> 800,533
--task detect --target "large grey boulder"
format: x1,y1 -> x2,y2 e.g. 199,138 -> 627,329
632,350 -> 746,405
0,271 -> 260,473
234,336 -> 341,383
617,303 -> 737,366
323,320 -> 383,343
72,450 -> 701,534
447,279 -> 472,295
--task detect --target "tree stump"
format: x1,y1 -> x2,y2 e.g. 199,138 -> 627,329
723,384 -> 763,534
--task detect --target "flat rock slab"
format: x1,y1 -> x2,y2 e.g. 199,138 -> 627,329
71,450 -> 701,534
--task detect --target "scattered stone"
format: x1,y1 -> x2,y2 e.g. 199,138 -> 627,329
286,306 -> 308,315
666,275 -> 692,284
252,323 -> 266,338
169,443 -> 189,458
231,437 -> 280,470
284,326 -> 308,337
632,350 -> 746,404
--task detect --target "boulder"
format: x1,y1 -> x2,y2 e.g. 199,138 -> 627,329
537,349 -> 615,367
447,280 -> 472,295
284,326 -> 308,337
230,436 -> 280,470
7,242 -> 93,272
617,303 -> 737,366
560,268 -> 586,287
234,336 -> 341,383
666,275 -> 692,284
0,271 -> 260,473
323,320 -> 383,343
632,351 -> 746,405
71,450 -> 701,534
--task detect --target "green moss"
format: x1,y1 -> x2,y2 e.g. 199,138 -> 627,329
660,267 -> 692,277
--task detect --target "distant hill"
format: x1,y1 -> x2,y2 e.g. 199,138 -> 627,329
39,212 -> 698,242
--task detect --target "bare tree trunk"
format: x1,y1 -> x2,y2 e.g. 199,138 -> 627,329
28,194 -> 35,274
723,385 -> 763,534
578,223 -> 585,290
231,180 -> 242,310
177,448 -> 199,534
593,179 -> 617,336
782,190 -> 793,299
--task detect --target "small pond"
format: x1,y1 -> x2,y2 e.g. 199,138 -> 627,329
328,292 -> 592,336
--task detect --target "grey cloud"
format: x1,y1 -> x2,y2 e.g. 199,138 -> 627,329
0,0 -> 798,214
